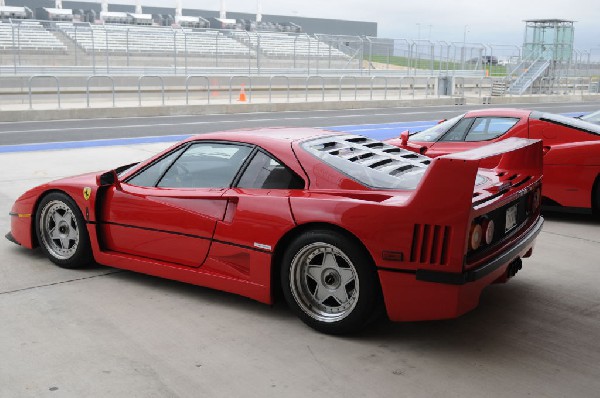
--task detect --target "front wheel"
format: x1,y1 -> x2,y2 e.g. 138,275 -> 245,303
281,230 -> 383,334
35,192 -> 93,269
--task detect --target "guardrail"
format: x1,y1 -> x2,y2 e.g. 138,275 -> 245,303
10,74 -> 599,111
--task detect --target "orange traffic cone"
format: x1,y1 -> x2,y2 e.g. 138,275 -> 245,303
238,84 -> 247,102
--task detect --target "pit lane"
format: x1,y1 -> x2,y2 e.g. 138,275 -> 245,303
0,108 -> 599,397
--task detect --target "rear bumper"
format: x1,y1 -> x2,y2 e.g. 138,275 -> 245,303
416,216 -> 543,285
379,216 -> 543,322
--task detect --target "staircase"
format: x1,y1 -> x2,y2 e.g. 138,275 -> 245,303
507,59 -> 550,95
491,80 -> 507,96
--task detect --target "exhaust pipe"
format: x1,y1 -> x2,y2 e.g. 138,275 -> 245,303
507,258 -> 523,278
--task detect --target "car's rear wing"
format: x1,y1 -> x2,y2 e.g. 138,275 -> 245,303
408,138 -> 543,212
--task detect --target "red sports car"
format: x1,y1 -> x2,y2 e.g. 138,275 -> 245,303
386,109 -> 600,214
7,128 -> 543,334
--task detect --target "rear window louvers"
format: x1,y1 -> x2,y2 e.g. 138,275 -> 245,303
302,134 -> 433,189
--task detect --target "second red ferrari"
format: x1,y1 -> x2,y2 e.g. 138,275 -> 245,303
386,109 -> 600,214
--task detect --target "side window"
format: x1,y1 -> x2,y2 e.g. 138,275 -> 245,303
465,117 -> 519,141
237,151 -> 305,189
157,142 -> 252,188
439,118 -> 474,142
126,146 -> 186,187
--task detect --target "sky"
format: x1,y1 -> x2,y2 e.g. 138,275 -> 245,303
66,0 -> 600,53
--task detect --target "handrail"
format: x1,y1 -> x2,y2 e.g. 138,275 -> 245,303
86,75 -> 115,107
228,76 -> 252,104
370,76 -> 388,100
28,75 -> 60,109
269,75 -> 290,103
339,76 -> 358,100
185,75 -> 211,105
137,75 -> 165,106
305,76 -> 325,102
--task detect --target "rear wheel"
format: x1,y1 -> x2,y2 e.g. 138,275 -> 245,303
281,230 -> 382,334
35,192 -> 93,269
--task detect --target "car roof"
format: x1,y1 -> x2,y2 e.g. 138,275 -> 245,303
464,108 -> 532,119
185,127 -> 343,145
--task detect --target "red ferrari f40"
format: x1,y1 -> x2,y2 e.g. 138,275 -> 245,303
7,128 -> 543,334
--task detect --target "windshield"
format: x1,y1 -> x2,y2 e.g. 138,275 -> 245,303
581,110 -> 600,124
410,114 -> 465,142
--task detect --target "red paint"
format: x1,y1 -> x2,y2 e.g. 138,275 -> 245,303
8,128 -> 544,323
387,109 -> 600,211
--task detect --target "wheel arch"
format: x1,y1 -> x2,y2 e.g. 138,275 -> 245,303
270,222 -> 378,301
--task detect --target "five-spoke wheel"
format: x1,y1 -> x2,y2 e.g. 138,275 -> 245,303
282,230 -> 382,334
36,192 -> 92,268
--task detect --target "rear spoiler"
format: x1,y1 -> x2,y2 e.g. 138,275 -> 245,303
408,138 -> 543,213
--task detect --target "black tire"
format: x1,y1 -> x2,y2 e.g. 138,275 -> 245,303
593,176 -> 600,220
35,192 -> 93,269
281,229 -> 383,334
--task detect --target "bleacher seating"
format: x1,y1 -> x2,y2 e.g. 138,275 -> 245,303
229,31 -> 347,58
0,21 -> 66,51
56,23 -> 253,56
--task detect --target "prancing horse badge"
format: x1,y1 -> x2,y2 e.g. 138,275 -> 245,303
83,187 -> 91,201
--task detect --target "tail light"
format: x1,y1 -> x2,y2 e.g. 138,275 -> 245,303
528,186 -> 542,212
469,223 -> 483,251
482,218 -> 495,245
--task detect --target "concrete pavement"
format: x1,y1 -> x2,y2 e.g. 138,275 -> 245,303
1,140 -> 600,397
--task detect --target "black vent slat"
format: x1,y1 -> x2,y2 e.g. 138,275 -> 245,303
410,224 -> 451,266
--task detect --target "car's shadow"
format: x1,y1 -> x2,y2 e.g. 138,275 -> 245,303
542,208 -> 600,225
99,267 -> 543,355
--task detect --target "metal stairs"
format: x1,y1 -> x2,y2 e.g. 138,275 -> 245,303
507,58 -> 550,95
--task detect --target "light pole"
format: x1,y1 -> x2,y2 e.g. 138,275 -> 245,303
462,25 -> 469,69
416,23 -> 421,42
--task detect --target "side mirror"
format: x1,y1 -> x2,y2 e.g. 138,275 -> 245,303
97,170 -> 122,190
400,130 -> 410,146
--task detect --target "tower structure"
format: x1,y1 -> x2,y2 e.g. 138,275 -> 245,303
508,19 -> 575,95
219,0 -> 226,19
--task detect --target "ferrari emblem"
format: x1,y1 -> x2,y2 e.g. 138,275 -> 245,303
83,187 -> 91,201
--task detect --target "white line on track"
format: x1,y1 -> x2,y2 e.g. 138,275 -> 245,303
0,112 -> 450,134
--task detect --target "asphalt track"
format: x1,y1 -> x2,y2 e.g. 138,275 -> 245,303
1,102 -> 600,397
0,101 -> 598,152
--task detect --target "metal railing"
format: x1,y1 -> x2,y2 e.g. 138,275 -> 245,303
2,19 -> 599,80
9,74 -> 600,112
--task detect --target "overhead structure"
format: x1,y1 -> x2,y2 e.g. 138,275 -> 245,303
135,0 -> 142,15
256,0 -> 262,23
219,0 -> 226,19
55,0 -> 62,9
100,0 -> 108,13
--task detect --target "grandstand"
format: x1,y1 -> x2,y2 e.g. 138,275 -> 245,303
0,20 -> 66,51
229,30 -> 346,58
56,23 -> 254,56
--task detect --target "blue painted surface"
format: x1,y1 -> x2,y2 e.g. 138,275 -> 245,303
0,111 -> 590,153
0,134 -> 191,154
